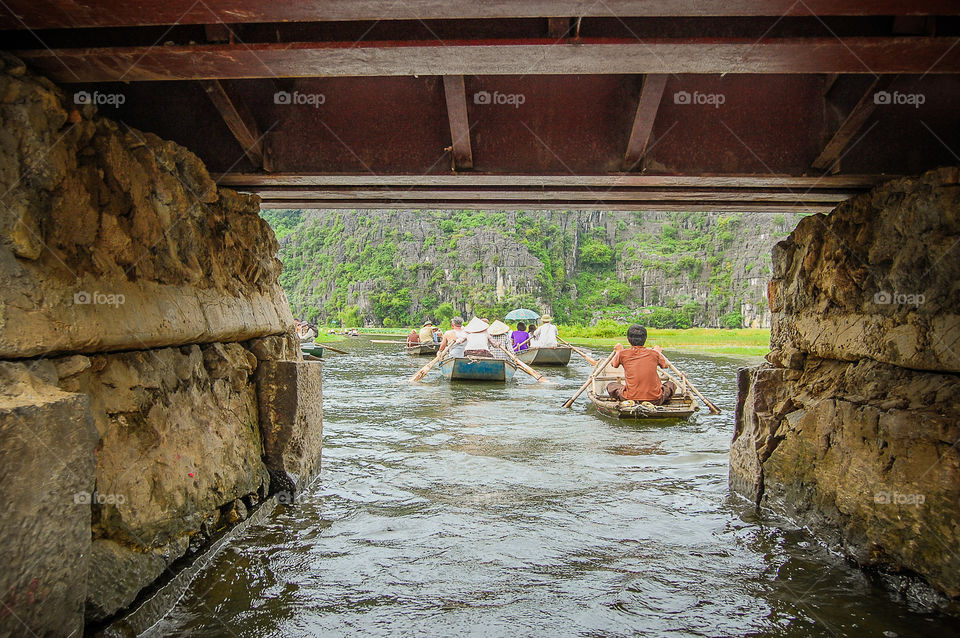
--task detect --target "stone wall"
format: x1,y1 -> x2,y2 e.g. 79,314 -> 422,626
0,54 -> 322,636
731,167 -> 960,606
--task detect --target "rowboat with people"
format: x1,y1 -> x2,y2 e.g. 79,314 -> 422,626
586,358 -> 699,420
439,356 -> 518,381
517,346 -> 572,366
406,342 -> 440,356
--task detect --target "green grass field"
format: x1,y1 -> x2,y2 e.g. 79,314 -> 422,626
318,325 -> 770,357
562,328 -> 770,357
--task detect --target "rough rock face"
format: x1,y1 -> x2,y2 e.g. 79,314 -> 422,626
0,52 -> 290,359
0,55 -> 322,634
732,167 -> 960,606
0,362 -> 98,637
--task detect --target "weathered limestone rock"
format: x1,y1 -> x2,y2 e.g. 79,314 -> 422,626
256,360 -> 324,494
59,344 -> 270,620
0,55 -> 321,631
733,167 -> 960,607
0,362 -> 98,638
768,167 -> 960,374
0,56 -> 293,360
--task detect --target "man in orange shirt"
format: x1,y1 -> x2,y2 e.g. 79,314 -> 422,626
607,324 -> 677,405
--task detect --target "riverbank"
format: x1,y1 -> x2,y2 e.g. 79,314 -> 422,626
317,327 -> 771,357
564,328 -> 770,358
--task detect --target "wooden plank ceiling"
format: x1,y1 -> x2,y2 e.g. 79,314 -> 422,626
2,1 -> 959,211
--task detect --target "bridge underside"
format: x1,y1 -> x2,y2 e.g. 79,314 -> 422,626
3,1 -> 959,211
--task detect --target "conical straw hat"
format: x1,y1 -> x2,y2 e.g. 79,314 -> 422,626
488,320 -> 510,336
464,317 -> 489,333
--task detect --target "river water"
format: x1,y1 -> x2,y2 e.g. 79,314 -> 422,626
149,338 -> 960,637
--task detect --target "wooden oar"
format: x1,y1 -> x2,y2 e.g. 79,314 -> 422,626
411,344 -> 451,382
490,340 -> 545,383
664,360 -> 721,414
562,350 -> 617,408
322,344 -> 350,355
557,337 -> 598,365
513,336 -> 532,350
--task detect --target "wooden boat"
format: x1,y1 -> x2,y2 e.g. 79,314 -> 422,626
406,342 -> 440,356
586,360 -> 699,420
300,344 -> 324,358
517,346 -> 572,366
439,356 -> 517,382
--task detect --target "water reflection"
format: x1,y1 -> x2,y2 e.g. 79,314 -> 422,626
147,338 -> 960,637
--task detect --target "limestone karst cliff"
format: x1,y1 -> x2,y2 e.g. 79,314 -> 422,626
731,167 -> 960,608
267,208 -> 798,329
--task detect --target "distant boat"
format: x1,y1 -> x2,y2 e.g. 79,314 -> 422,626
586,360 -> 699,420
517,346 -> 572,366
439,356 -> 517,382
406,342 -> 440,356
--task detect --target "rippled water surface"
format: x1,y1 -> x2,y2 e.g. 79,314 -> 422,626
150,338 -> 960,637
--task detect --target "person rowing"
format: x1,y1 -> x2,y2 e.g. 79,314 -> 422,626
439,316 -> 468,358
606,324 -> 677,405
531,314 -> 558,348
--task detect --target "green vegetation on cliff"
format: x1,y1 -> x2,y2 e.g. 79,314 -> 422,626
262,209 -> 801,329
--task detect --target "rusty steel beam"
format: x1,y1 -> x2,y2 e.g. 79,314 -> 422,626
441,75 -> 473,170
218,172 -> 889,189
250,188 -> 852,203
256,199 -> 840,213
16,38 -> 960,82
623,74 -> 668,171
2,1 -> 957,29
811,75 -> 896,173
200,80 -> 265,169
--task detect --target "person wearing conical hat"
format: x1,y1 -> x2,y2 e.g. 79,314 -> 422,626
488,320 -> 512,360
531,314 -> 558,348
463,317 -> 494,357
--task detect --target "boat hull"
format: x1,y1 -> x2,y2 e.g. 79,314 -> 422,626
517,346 -> 572,366
300,344 -> 324,358
439,357 -> 517,382
587,390 -> 698,420
406,343 -> 440,356
586,357 -> 699,420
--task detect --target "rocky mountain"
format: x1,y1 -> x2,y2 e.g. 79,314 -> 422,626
264,208 -> 806,328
